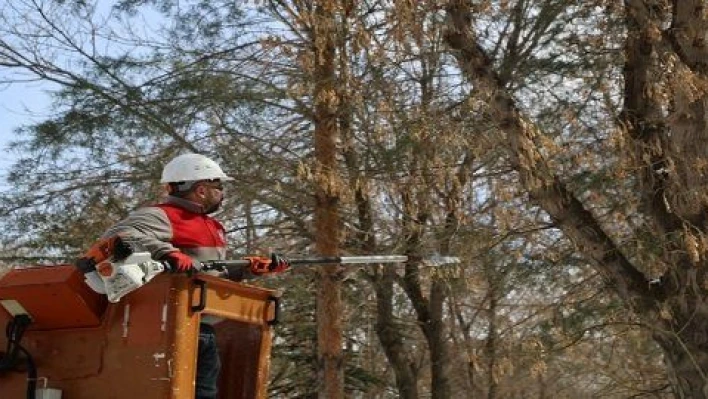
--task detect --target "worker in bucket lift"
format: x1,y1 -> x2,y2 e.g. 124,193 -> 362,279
101,152 -> 290,399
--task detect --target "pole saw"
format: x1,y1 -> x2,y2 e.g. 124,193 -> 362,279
75,236 -> 460,303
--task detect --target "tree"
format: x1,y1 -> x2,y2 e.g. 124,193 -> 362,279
309,1 -> 345,397
0,0 -> 687,397
445,0 -> 708,396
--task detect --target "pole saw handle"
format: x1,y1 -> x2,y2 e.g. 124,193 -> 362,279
200,255 -> 414,281
200,259 -> 252,280
201,254 -> 290,280
202,255 -> 409,270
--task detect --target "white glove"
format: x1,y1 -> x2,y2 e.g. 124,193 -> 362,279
84,271 -> 107,294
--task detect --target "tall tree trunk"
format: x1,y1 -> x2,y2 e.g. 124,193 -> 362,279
622,1 -> 708,397
485,288 -> 499,399
397,20 -> 455,395
374,267 -> 420,399
312,1 -> 343,398
428,279 -> 452,399
400,188 -> 453,399
336,6 -> 422,394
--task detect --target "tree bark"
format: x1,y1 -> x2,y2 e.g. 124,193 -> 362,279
312,1 -> 343,398
400,189 -> 454,399
486,291 -> 499,399
374,267 -> 420,399
623,1 -> 708,397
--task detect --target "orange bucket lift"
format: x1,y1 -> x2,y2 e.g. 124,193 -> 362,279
0,265 -> 280,399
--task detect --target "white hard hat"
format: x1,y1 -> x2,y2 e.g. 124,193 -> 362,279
160,153 -> 234,183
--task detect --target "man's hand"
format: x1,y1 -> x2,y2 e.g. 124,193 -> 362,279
163,251 -> 196,272
246,253 -> 290,275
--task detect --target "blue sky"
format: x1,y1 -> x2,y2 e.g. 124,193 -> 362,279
0,2 -> 168,186
0,81 -> 53,180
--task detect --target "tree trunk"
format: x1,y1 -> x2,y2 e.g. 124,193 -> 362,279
622,1 -> 708,397
374,267 -> 420,399
428,279 -> 453,399
312,1 -> 343,398
486,292 -> 498,399
400,189 -> 454,399
653,316 -> 708,398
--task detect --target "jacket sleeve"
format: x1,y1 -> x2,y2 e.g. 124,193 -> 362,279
101,207 -> 176,260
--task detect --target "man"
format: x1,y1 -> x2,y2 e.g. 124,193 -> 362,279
101,152 -> 289,399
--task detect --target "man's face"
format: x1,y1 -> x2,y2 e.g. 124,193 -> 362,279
194,180 -> 225,214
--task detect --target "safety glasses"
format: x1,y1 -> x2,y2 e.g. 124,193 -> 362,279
197,179 -> 224,191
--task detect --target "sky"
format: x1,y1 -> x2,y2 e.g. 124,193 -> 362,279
0,1 -> 169,188
0,79 -> 54,184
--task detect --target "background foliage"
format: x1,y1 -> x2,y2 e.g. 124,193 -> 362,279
5,0 -> 706,397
